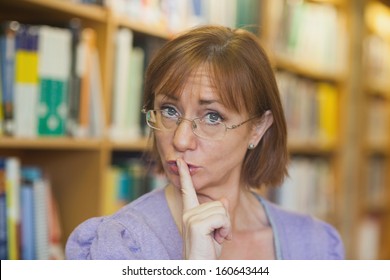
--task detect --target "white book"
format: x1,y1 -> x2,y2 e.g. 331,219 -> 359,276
89,49 -> 105,138
14,26 -> 40,138
110,28 -> 133,141
34,177 -> 49,260
124,47 -> 144,139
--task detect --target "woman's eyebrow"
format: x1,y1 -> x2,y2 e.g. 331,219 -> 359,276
199,99 -> 221,106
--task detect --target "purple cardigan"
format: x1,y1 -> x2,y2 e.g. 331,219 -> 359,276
65,188 -> 344,260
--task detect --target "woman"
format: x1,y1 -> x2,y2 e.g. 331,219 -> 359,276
66,25 -> 344,260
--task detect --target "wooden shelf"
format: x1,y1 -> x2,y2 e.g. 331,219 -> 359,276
365,81 -> 390,97
115,15 -> 171,39
109,137 -> 151,151
0,137 -> 104,150
9,0 -> 107,22
274,54 -> 345,83
288,140 -> 336,155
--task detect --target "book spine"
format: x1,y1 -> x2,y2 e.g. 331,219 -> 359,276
0,158 -> 7,259
75,28 -> 96,138
20,184 -> 36,259
14,25 -> 39,138
37,26 -> 71,136
0,21 -> 20,136
5,157 -> 21,260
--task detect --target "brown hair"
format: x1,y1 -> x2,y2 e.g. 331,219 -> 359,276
143,25 -> 288,188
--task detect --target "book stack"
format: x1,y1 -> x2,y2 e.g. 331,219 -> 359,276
0,157 -> 63,260
105,0 -> 260,34
267,0 -> 347,75
0,20 -> 104,138
270,157 -> 336,221
103,158 -> 168,215
276,71 -> 338,146
110,28 -> 145,141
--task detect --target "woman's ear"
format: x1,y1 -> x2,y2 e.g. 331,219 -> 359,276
248,110 -> 273,149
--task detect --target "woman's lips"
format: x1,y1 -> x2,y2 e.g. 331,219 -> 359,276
167,160 -> 199,176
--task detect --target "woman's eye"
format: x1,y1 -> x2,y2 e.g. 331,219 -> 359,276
161,106 -> 178,118
205,112 -> 222,124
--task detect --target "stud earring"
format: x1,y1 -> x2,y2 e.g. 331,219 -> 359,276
248,143 -> 255,150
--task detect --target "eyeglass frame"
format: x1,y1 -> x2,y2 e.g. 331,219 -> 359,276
141,108 -> 259,140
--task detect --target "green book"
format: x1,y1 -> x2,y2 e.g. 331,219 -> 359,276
36,26 -> 71,137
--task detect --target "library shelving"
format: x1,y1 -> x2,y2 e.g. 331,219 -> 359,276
259,0 -> 390,259
357,0 -> 390,260
0,0 -> 170,259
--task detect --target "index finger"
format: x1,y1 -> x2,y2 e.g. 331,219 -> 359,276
177,158 -> 199,211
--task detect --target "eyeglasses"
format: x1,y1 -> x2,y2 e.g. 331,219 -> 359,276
142,109 -> 257,140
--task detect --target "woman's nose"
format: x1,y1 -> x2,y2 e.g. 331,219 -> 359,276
172,118 -> 197,152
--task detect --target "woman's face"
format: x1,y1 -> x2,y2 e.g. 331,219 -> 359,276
153,71 -> 264,202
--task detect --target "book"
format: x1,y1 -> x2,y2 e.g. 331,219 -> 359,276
20,171 -> 36,260
67,18 -> 82,137
0,21 -> 20,136
5,157 -> 21,260
32,170 -> 49,260
272,157 -> 334,220
124,47 -> 145,139
88,48 -> 105,138
0,158 -> 7,259
110,28 -> 133,141
14,24 -> 40,138
75,28 -> 96,138
0,37 -> 3,136
37,26 -> 71,136
317,83 -> 338,145
46,179 -> 64,260
357,214 -> 381,260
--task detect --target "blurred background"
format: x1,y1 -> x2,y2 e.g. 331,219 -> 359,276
0,0 -> 389,260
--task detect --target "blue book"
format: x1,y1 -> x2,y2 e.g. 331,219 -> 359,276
0,21 -> 20,135
20,184 -> 35,259
20,167 -> 43,260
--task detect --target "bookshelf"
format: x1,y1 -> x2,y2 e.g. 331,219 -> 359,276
0,0 -> 170,258
357,0 -> 390,260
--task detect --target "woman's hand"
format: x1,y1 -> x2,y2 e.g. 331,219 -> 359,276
177,158 -> 232,260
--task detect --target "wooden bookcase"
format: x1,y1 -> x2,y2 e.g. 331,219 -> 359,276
259,0 -> 389,259
0,0 -> 167,250
356,0 -> 390,260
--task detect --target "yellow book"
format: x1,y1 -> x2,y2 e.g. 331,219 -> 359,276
14,25 -> 39,137
102,166 -> 120,216
5,157 -> 21,260
317,83 -> 338,145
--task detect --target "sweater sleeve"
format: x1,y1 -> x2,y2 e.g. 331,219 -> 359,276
320,221 -> 345,260
65,213 -> 173,260
65,216 -> 144,260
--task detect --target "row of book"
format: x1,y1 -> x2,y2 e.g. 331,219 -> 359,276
110,28 -> 146,141
102,158 -> 168,215
275,70 -> 338,145
106,0 -> 260,34
0,20 -> 104,138
0,157 -> 63,260
269,157 -> 336,221
267,0 -> 348,75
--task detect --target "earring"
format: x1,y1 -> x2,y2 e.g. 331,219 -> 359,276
248,143 -> 255,150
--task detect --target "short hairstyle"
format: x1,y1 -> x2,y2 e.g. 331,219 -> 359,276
143,25 -> 288,188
